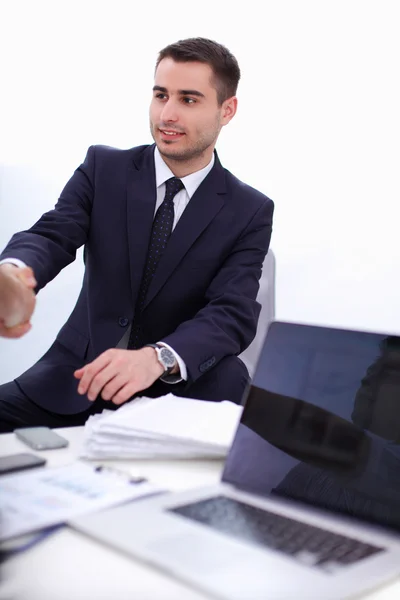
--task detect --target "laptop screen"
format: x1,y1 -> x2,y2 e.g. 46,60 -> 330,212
223,321 -> 400,533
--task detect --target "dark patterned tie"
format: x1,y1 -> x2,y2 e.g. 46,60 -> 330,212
127,176 -> 184,349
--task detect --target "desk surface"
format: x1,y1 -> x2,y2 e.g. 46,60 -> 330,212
0,427 -> 399,600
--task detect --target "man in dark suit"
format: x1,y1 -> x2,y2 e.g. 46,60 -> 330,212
0,37 -> 274,432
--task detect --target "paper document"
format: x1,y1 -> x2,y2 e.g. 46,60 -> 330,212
81,394 -> 243,460
0,461 -> 162,541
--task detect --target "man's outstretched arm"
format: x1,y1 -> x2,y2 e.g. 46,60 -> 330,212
0,146 -> 95,292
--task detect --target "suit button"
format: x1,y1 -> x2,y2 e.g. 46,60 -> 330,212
118,317 -> 129,327
199,356 -> 216,373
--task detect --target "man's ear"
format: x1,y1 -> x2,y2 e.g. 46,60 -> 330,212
221,96 -> 238,126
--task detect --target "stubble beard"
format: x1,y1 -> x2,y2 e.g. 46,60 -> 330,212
149,118 -> 221,163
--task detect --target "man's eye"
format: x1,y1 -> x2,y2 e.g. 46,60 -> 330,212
155,93 -> 167,100
183,97 -> 196,104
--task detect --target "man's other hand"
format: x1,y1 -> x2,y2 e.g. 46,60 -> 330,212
0,264 -> 37,338
74,347 -> 164,405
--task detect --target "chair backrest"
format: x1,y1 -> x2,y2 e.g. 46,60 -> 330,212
239,249 -> 276,377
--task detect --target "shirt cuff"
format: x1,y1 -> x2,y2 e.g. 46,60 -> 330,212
157,341 -> 187,384
0,258 -> 28,269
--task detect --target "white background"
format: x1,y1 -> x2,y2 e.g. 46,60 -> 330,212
0,0 -> 399,383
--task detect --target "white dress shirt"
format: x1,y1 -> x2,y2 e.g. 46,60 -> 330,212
0,146 -> 215,383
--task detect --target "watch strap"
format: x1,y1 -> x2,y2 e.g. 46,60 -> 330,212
144,343 -> 160,351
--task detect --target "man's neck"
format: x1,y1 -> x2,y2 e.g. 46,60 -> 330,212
159,149 -> 215,178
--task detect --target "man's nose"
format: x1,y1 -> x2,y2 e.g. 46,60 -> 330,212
160,99 -> 179,123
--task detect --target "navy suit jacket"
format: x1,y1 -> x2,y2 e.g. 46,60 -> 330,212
1,144 -> 274,413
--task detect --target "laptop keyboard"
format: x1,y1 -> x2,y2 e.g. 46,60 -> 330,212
169,496 -> 384,571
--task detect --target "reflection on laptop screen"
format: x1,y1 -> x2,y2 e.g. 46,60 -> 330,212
223,321 -> 400,532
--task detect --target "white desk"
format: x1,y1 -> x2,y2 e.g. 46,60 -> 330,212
0,427 -> 399,600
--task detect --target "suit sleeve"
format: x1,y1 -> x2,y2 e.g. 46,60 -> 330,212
161,198 -> 274,382
0,146 -> 96,292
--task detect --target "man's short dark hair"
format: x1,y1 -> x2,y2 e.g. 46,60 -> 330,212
156,37 -> 241,105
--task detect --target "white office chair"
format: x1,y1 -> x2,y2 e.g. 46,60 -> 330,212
239,248 -> 276,378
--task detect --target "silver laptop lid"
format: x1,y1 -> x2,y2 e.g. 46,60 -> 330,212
223,321 -> 400,534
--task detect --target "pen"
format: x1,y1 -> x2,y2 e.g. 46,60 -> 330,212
94,465 -> 147,485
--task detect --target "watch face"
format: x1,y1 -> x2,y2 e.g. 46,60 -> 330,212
159,347 -> 176,369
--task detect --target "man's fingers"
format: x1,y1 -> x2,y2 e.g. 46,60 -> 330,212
16,267 -> 37,289
0,321 -> 32,338
75,348 -> 160,405
101,375 -> 128,401
1,272 -> 36,328
77,351 -> 114,396
0,265 -> 35,338
74,368 -> 84,379
3,302 -> 33,328
86,364 -> 122,401
111,382 -> 139,406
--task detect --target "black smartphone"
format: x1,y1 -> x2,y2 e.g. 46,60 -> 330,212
15,427 -> 69,450
0,452 -> 47,475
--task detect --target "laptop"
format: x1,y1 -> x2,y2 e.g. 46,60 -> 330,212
71,321 -> 400,599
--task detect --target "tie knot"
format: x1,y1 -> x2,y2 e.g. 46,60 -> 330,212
165,177 -> 184,199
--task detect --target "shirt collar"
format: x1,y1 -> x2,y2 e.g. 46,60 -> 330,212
154,146 -> 215,199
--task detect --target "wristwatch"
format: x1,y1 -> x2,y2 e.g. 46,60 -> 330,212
144,343 -> 177,376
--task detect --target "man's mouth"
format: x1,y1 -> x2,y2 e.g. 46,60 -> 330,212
159,129 -> 184,137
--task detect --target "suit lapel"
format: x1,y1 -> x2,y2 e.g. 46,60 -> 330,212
126,145 -> 157,305
143,153 -> 226,309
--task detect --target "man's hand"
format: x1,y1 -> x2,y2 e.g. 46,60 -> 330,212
0,264 -> 37,338
74,347 -> 164,405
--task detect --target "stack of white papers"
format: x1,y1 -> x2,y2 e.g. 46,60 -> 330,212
80,394 -> 243,460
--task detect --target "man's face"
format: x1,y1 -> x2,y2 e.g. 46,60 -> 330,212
150,58 -> 235,163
